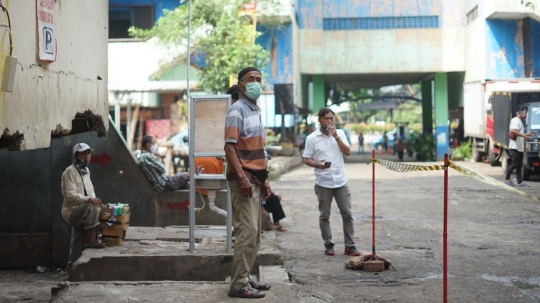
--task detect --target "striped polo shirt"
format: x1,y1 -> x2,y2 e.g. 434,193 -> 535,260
224,97 -> 267,179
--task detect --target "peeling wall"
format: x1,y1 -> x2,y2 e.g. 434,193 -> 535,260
485,19 -> 525,79
256,23 -> 294,90
297,0 -> 467,75
531,18 -> 540,75
300,27 -> 466,74
0,1 -> 108,150
297,0 -> 465,29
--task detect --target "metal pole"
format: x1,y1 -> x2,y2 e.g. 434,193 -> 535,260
443,153 -> 449,303
187,0 -> 195,253
126,97 -> 132,148
372,149 -> 376,256
186,0 -> 191,99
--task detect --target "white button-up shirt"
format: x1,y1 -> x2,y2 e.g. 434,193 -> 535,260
303,128 -> 349,188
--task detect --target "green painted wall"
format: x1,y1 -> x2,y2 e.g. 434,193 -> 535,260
434,73 -> 449,160
434,73 -> 448,127
312,75 -> 325,113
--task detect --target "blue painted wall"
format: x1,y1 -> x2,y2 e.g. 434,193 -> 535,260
256,23 -> 294,89
485,19 -> 524,79
296,0 -> 454,29
110,0 -> 180,22
529,18 -> 540,76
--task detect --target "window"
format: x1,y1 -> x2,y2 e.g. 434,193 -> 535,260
529,106 -> 540,129
466,6 -> 478,24
323,16 -> 439,31
109,5 -> 154,39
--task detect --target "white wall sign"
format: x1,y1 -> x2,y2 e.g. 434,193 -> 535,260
36,0 -> 56,61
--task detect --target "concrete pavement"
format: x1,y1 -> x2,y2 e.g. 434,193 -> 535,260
6,152 -> 503,303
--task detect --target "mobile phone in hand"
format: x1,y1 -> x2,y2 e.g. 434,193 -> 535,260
324,161 -> 332,166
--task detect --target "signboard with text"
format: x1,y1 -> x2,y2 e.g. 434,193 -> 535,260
36,0 -> 56,61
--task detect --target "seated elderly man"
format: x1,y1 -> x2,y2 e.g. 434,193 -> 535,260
61,143 -> 104,270
139,135 -> 190,191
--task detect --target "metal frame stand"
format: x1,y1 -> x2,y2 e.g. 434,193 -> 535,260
188,95 -> 232,253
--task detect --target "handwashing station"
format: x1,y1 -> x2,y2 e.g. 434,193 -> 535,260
188,95 -> 232,253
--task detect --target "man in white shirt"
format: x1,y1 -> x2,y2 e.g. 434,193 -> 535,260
303,108 -> 361,256
504,106 -> 536,187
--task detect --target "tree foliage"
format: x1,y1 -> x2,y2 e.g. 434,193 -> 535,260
129,0 -> 283,93
335,85 -> 422,125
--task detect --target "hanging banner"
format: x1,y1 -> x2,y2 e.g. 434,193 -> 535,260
36,0 -> 56,61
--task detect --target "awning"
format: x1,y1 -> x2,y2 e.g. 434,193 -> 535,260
108,81 -> 200,93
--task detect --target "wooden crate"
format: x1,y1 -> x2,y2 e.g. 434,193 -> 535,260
100,213 -> 130,231
101,227 -> 125,246
100,206 -> 130,231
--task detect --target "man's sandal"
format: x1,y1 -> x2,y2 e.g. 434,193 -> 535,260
249,280 -> 272,290
228,287 -> 265,298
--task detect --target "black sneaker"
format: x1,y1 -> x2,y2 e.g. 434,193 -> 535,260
324,244 -> 335,255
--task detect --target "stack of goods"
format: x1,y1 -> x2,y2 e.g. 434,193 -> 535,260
99,203 -> 130,246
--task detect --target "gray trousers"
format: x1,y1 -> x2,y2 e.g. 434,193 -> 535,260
228,179 -> 261,291
67,203 -> 100,263
314,183 -> 355,247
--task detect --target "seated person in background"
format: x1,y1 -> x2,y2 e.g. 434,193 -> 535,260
263,190 -> 287,232
139,135 -> 190,191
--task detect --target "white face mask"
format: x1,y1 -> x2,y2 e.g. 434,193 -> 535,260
150,143 -> 158,153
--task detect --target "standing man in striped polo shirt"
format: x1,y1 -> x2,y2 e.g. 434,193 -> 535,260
225,67 -> 272,299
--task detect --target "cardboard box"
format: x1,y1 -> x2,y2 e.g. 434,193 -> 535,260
100,206 -> 130,231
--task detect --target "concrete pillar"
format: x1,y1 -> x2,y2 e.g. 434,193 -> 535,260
301,75 -> 310,112
421,80 -> 433,136
434,73 -> 449,160
311,75 -> 325,113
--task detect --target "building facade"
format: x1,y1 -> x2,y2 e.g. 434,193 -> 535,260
295,0 -> 540,159
0,0 -> 109,151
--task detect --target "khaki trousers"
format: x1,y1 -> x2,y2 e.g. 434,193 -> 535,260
229,179 -> 261,291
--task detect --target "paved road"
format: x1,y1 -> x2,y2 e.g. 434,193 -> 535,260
3,155 -> 540,302
274,156 -> 540,302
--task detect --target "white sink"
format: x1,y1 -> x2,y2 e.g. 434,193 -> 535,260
195,174 -> 227,190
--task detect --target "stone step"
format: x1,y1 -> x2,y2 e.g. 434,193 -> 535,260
69,226 -> 282,282
260,265 -> 289,284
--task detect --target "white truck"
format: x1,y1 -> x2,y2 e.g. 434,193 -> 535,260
464,79 -> 540,179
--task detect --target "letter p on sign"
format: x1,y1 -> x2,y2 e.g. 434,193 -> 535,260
43,27 -> 54,54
